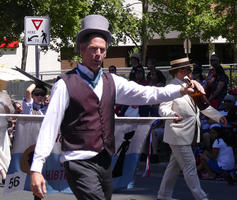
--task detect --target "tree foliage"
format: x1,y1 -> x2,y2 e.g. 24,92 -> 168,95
1,0 -> 237,64
0,0 -> 140,50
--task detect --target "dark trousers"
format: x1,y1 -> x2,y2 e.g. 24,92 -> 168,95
64,150 -> 112,200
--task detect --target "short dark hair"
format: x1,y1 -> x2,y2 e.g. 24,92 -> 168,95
32,84 -> 47,97
109,65 -> 117,72
76,32 -> 108,54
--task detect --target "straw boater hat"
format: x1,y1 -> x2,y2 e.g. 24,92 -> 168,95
76,14 -> 112,44
169,57 -> 193,71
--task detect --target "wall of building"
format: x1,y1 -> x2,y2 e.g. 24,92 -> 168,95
0,43 -> 61,80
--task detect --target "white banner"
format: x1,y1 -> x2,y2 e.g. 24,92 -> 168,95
7,117 -> 154,193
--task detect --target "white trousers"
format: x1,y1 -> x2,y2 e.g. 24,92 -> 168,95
157,145 -> 207,200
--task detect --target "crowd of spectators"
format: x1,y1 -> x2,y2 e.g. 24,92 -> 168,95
113,53 -> 237,184
0,81 -> 49,188
1,53 -> 237,188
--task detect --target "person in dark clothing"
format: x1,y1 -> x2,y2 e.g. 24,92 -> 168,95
128,53 -> 143,81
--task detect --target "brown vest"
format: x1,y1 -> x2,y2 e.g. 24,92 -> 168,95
60,69 -> 116,155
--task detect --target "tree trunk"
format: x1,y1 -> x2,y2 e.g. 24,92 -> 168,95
21,42 -> 28,71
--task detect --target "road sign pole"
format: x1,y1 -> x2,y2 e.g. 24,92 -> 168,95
35,45 -> 39,78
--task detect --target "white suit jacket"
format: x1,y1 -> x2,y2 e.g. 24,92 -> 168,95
159,78 -> 223,145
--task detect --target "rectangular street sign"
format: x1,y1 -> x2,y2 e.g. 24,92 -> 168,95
24,16 -> 50,46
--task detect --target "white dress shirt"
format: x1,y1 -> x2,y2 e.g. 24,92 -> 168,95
31,64 -> 182,173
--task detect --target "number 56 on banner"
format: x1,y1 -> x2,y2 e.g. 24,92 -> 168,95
3,172 -> 27,195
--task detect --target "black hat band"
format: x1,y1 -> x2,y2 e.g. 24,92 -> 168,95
171,61 -> 190,68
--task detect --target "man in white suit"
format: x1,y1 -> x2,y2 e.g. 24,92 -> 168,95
157,58 -> 227,200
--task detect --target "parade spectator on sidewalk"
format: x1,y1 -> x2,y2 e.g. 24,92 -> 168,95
119,67 -> 150,117
0,80 -> 14,186
148,69 -> 166,87
13,101 -> 23,114
157,57 -> 227,200
128,53 -> 143,81
204,54 -> 228,109
192,64 -> 205,86
30,15 -> 205,200
22,83 -> 48,115
219,94 -> 237,126
197,125 -> 235,180
108,65 -> 117,74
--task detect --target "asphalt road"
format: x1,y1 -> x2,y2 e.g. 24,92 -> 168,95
1,162 -> 237,200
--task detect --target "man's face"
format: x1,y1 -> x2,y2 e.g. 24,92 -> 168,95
180,66 -> 192,79
80,36 -> 107,74
210,56 -> 219,67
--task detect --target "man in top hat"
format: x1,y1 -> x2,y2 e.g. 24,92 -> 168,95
30,15 -> 205,200
157,57 -> 227,200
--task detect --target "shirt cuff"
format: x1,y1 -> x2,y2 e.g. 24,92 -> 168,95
30,160 -> 44,173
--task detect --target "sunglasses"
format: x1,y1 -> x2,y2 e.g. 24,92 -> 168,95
34,94 -> 45,97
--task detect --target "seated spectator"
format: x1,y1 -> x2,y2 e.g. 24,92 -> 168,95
219,94 -> 237,128
197,125 -> 235,179
108,65 -> 117,74
22,83 -> 48,115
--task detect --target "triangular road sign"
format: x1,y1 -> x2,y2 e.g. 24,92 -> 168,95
32,19 -> 43,31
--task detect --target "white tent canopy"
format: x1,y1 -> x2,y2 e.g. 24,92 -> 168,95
0,65 -> 30,81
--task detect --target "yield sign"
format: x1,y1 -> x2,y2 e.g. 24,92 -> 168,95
32,19 -> 43,30
24,16 -> 50,46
